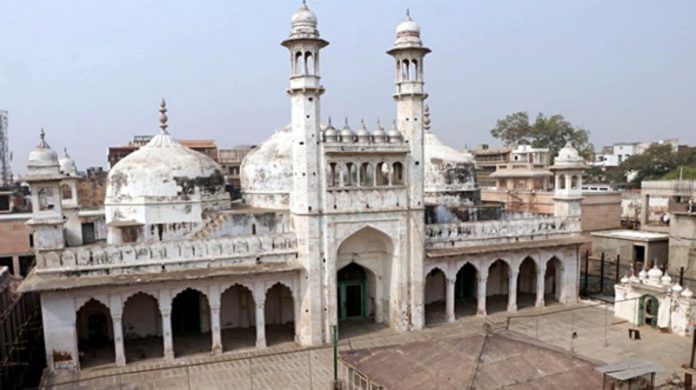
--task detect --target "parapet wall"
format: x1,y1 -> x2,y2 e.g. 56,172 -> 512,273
425,216 -> 581,248
35,234 -> 298,276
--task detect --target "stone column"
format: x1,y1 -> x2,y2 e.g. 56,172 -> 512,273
535,266 -> 546,308
210,305 -> 222,354
293,291 -> 301,343
112,314 -> 126,366
508,270 -> 518,312
446,278 -> 456,322
255,301 -> 266,349
161,310 -> 174,360
476,270 -> 488,316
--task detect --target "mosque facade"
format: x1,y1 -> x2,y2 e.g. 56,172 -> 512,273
21,4 -> 589,371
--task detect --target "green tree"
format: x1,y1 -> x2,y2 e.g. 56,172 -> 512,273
490,112 -> 593,160
619,144 -> 678,184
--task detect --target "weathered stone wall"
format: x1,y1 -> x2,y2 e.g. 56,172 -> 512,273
669,212 -> 696,279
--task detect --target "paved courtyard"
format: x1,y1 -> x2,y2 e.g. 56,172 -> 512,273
42,300 -> 692,389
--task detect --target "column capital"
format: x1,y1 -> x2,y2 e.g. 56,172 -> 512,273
255,301 -> 266,310
445,277 -> 456,285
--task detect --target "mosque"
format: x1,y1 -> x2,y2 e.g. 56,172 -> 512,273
20,3 -> 588,371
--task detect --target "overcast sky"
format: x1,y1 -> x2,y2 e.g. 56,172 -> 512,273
1,0 -> 694,172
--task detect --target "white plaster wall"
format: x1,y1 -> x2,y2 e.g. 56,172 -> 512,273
122,294 -> 161,338
41,293 -> 79,370
220,286 -> 255,329
425,270 -> 445,304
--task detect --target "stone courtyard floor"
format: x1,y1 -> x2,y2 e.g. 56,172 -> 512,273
42,300 -> 692,389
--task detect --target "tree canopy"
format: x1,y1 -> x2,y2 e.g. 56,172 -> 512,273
490,112 -> 593,160
615,144 -> 696,185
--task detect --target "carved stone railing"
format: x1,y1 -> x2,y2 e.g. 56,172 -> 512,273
425,216 -> 581,249
36,234 -> 298,276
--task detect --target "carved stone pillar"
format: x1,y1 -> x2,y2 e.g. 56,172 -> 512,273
112,314 -> 126,366
210,305 -> 222,354
477,271 -> 488,316
255,301 -> 266,349
161,310 -> 174,360
536,267 -> 546,308
508,270 -> 518,312
446,278 -> 456,322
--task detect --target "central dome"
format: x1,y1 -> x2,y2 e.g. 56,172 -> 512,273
424,130 -> 478,205
106,132 -> 226,206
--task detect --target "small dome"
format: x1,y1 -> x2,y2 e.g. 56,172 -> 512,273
682,288 -> 693,298
323,118 -> 338,142
59,148 -> 78,177
393,11 -> 424,48
289,1 -> 320,39
387,121 -> 403,143
557,142 -> 581,161
648,265 -> 663,279
340,119 -> 355,143
355,119 -> 371,142
673,283 -> 684,293
620,275 -> 629,284
292,2 -> 317,25
372,120 -> 387,143
661,273 -> 672,286
27,129 -> 61,176
630,274 -> 640,284
638,268 -> 647,280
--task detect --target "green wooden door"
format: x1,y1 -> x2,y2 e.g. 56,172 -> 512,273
338,280 -> 366,320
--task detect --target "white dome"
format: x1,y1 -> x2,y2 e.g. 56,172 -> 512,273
292,2 -> 317,25
59,148 -> 78,177
552,142 -> 586,171
424,130 -> 478,205
106,131 -> 227,218
648,265 -> 663,279
27,130 -> 60,176
396,18 -> 420,35
241,126 -> 293,209
661,273 -> 672,286
393,12 -> 425,49
682,288 -> 693,298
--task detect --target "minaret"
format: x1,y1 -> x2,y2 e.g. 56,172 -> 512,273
387,11 -> 431,330
550,142 -> 586,220
25,129 -> 66,252
387,10 -> 430,209
281,1 -> 328,214
280,2 -> 328,346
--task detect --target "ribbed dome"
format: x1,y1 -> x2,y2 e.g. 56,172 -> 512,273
106,131 -> 226,203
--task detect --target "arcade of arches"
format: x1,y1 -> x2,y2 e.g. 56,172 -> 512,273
73,277 -> 298,369
73,251 -> 569,368
424,255 -> 568,325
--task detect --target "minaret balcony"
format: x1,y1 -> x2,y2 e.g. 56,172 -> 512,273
289,75 -> 322,92
394,81 -> 425,97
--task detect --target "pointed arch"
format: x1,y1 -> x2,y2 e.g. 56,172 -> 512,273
76,298 -> 114,368
122,292 -> 163,363
220,283 -> 256,351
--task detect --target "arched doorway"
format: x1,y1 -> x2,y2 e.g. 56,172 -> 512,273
517,257 -> 537,309
638,295 -> 659,327
545,257 -> 563,303
424,268 -> 446,325
76,299 -> 114,368
220,284 -> 255,352
486,260 -> 510,314
336,227 -> 393,337
122,293 -> 163,363
171,288 -> 211,357
455,263 -> 478,318
264,283 -> 295,346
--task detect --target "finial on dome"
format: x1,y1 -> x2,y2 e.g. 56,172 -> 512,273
159,98 -> 169,134
344,117 -> 350,129
327,116 -> 333,126
38,128 -> 50,148
392,119 -> 398,129
377,119 -> 383,129
406,8 -> 411,20
63,147 -> 70,157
